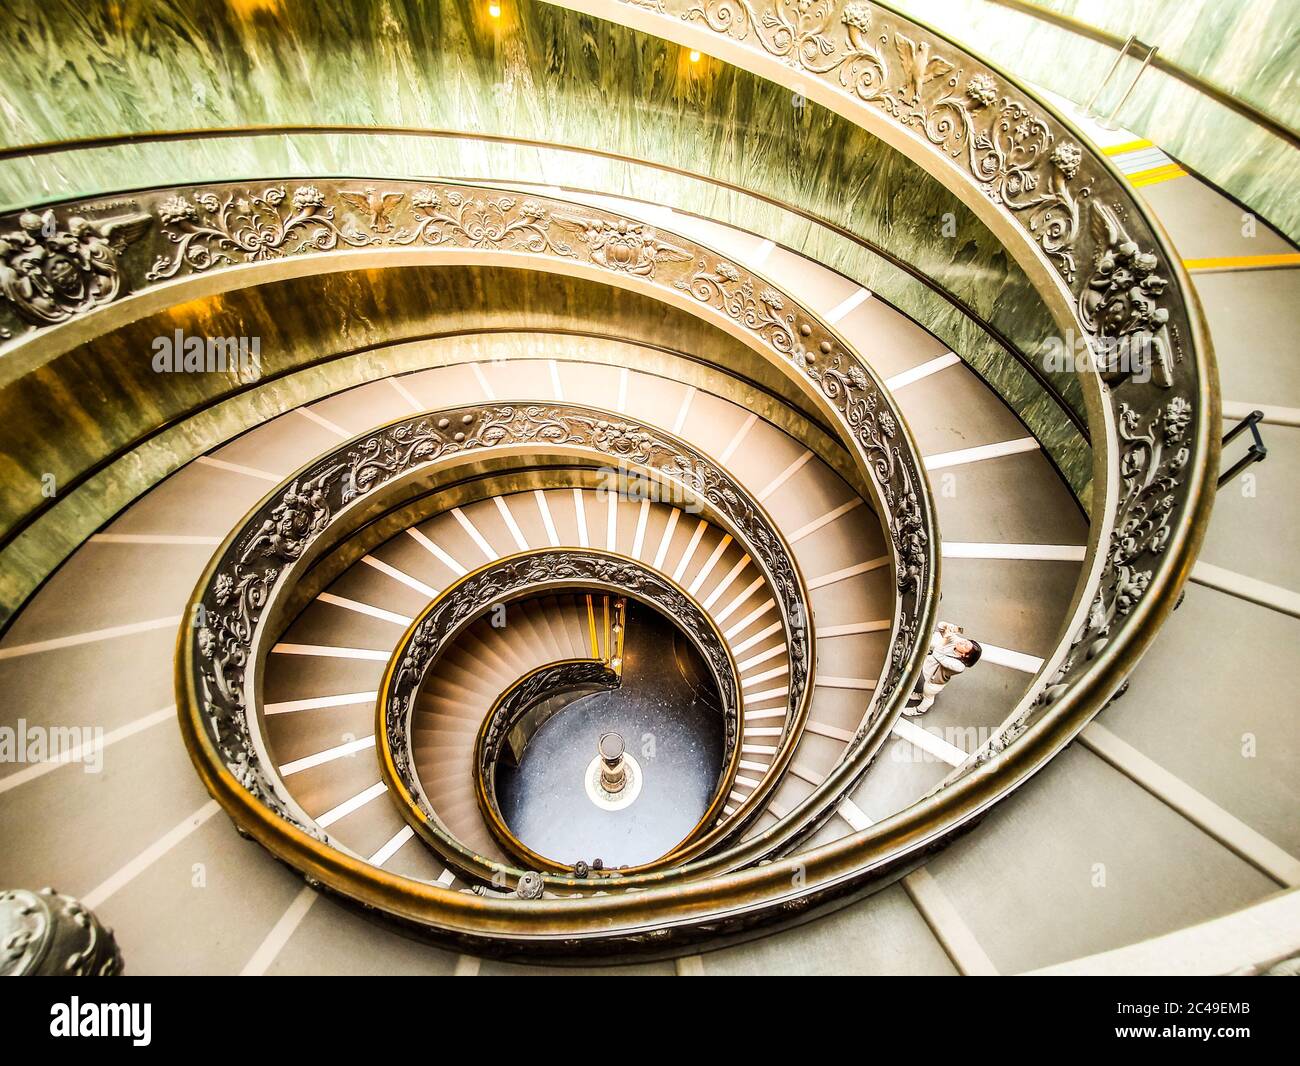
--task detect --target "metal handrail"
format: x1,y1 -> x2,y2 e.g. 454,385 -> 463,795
376,553 -> 742,883
1219,410 -> 1268,488
987,0 -> 1300,148
1093,39 -> 1160,131
184,396 -> 853,891
0,0 -> 1216,952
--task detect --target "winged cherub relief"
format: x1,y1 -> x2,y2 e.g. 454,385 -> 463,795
0,209 -> 151,330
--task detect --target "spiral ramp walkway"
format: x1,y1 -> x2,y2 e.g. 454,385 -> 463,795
0,0 -> 1295,979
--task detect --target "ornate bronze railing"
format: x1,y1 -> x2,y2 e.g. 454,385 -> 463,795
5,0 -> 1217,953
107,181 -> 942,877
179,399 -> 853,890
94,153 -> 1195,950
567,0 -> 1217,845
475,657 -> 623,871
1,182 -> 932,824
379,551 -> 742,881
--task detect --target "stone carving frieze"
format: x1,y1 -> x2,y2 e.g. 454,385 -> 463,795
1080,203 -> 1177,389
146,185 -> 381,280
667,0 -> 1166,321
188,403 -> 814,841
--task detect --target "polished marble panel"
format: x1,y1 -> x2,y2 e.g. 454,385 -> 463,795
895,0 -> 1300,242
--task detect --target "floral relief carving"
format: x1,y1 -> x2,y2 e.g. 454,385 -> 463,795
146,185 -> 380,281
677,252 -> 928,692
1080,203 -> 1176,388
975,393 -> 1192,764
675,0 -> 1146,291
390,189 -> 576,256
679,259 -> 798,353
552,216 -> 694,277
686,0 -> 1092,280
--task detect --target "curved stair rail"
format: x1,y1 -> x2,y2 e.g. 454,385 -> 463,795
475,657 -> 623,870
381,549 -> 743,882
95,183 -> 948,875
2,184 -> 937,830
0,0 -> 1218,942
180,401 -> 870,891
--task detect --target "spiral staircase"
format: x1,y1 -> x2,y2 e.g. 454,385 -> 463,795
0,0 -> 1296,977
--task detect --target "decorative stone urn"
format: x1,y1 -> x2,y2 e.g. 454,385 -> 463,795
0,887 -> 123,976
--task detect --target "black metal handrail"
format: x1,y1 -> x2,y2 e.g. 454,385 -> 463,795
1218,410 -> 1268,488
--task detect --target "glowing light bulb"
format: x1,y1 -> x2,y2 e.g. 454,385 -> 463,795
689,49 -> 701,63
488,2 -> 501,18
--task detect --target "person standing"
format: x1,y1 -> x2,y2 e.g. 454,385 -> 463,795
904,621 -> 981,717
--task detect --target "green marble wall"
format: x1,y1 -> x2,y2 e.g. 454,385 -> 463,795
1028,0 -> 1300,132
0,134 -> 1091,485
0,0 -> 1102,621
0,0 -> 1088,438
895,0 -> 1300,242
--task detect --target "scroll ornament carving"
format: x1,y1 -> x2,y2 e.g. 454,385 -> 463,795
192,404 -> 807,832
1080,203 -> 1176,389
679,0 -> 1085,278
0,182 -> 727,334
142,184 -> 696,285
391,189 -> 575,256
146,185 -> 381,280
669,0 -> 1185,383
676,254 -> 924,703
